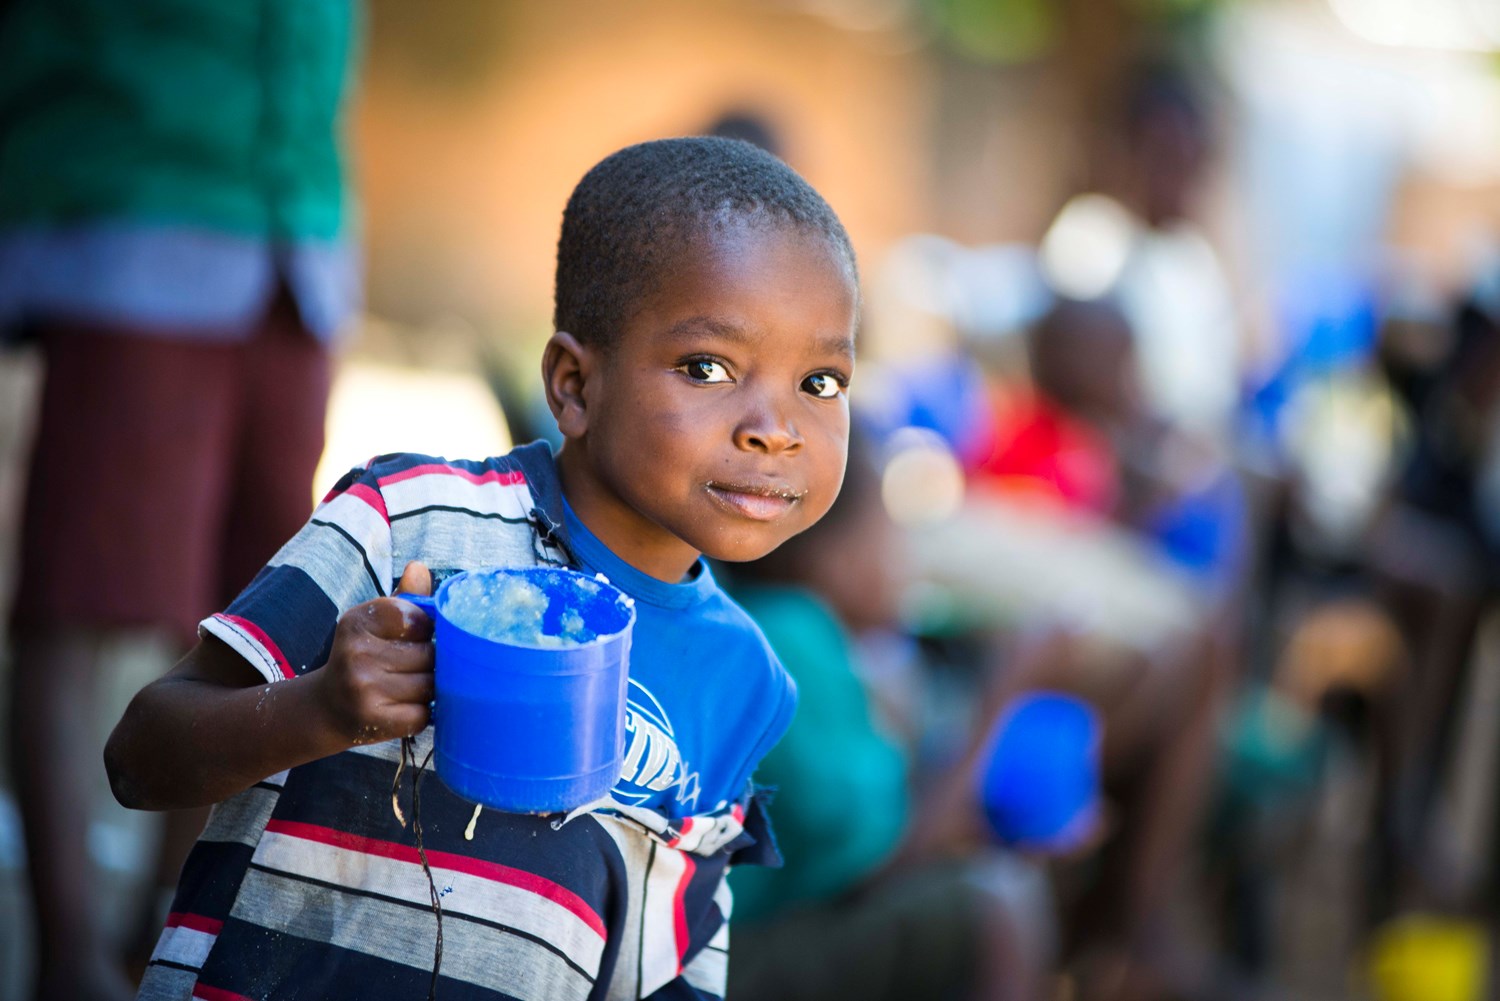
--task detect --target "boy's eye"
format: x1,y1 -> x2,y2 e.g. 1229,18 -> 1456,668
802,373 -> 845,399
680,359 -> 732,383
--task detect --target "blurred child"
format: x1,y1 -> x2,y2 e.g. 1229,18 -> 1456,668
1366,288 -> 1500,924
104,137 -> 858,1001
939,297 -> 1248,999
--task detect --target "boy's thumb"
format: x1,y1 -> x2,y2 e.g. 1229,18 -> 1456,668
396,560 -> 433,597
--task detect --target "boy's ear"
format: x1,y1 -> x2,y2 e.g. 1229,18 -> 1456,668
541,331 -> 594,439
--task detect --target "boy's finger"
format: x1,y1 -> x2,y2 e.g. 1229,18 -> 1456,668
352,597 -> 435,642
378,638 -> 435,674
385,703 -> 432,739
381,671 -> 436,707
396,560 -> 433,597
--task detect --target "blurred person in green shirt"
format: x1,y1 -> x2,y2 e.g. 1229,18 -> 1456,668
0,3 -> 359,998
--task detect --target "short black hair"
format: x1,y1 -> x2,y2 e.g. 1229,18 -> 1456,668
554,136 -> 857,348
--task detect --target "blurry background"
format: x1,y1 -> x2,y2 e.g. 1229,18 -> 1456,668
2,0 -> 1500,998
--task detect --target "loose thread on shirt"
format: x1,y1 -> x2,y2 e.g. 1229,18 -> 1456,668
400,735 -> 444,1001
390,746 -> 408,827
527,508 -> 575,569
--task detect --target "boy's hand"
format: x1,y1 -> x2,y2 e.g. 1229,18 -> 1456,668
314,561 -> 436,746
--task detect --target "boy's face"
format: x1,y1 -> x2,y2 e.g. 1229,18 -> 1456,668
550,223 -> 857,582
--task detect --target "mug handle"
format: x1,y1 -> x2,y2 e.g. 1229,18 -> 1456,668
395,592 -> 437,619
394,592 -> 438,717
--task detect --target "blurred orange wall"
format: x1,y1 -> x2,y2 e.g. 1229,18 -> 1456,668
352,0 -> 933,333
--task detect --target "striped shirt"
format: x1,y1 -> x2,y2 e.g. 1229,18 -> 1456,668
138,443 -> 793,1001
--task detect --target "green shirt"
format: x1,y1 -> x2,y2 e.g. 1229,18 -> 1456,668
730,586 -> 910,924
0,0 -> 356,239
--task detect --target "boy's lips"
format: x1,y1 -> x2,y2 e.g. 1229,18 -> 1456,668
704,480 -> 806,521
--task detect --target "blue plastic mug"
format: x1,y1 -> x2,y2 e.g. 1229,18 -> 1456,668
400,567 -> 635,814
977,691 -> 1101,851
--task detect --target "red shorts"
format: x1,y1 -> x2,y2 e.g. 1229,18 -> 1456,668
12,295 -> 332,647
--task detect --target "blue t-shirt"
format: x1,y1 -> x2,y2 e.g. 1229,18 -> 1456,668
562,500 -> 796,820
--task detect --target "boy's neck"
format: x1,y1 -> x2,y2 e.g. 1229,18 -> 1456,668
555,446 -> 702,584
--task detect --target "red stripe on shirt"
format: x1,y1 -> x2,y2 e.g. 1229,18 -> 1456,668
214,614 -> 295,680
666,816 -> 695,849
377,464 -> 527,489
342,481 -> 389,523
264,820 -> 606,938
673,853 -> 697,968
192,985 -> 255,1001
164,912 -> 224,935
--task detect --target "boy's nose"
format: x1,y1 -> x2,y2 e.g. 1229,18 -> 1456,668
734,404 -> 802,454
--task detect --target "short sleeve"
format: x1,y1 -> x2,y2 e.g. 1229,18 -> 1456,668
198,463 -> 395,685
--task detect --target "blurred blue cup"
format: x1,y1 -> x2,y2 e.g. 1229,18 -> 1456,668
977,691 -> 1101,851
401,566 -> 635,814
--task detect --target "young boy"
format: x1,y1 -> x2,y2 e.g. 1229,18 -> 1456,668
105,136 -> 859,1001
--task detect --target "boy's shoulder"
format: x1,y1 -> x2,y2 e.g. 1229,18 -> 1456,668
324,441 -> 566,580
673,576 -> 798,736
692,577 -> 784,663
333,440 -> 564,524
350,441 -> 558,497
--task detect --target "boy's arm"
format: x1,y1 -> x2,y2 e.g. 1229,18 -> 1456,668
105,563 -> 435,811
